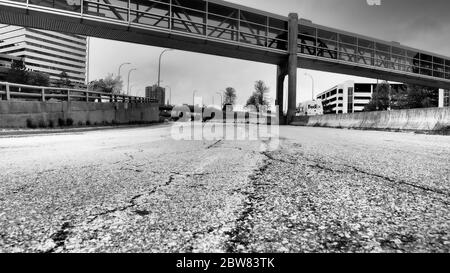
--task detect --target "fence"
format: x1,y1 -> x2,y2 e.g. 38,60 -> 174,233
0,82 -> 155,104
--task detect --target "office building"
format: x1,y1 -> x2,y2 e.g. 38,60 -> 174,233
440,89 -> 450,107
145,85 -> 166,106
0,24 -> 87,85
317,81 -> 407,114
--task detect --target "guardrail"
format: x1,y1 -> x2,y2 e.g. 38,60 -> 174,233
0,82 -> 155,103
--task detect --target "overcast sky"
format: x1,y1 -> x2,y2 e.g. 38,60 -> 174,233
88,0 -> 450,107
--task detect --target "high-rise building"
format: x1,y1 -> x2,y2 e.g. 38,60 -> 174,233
316,81 -> 407,114
0,24 -> 87,85
145,85 -> 166,106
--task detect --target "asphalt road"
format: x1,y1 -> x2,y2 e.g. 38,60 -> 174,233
0,124 -> 449,253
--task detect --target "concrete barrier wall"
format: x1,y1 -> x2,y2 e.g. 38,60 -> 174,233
291,107 -> 450,131
0,101 -> 160,128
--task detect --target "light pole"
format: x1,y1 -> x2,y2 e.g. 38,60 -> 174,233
118,62 -> 131,78
216,92 -> 223,107
158,49 -> 174,87
129,85 -> 143,97
193,90 -> 199,106
164,85 -> 172,105
127,68 -> 137,96
304,72 -> 315,101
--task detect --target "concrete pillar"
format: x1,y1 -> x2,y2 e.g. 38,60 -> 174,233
286,13 -> 299,124
439,89 -> 444,108
275,64 -> 287,124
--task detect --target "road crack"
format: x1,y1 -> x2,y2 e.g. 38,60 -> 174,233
341,164 -> 450,198
303,156 -> 450,199
225,152 -> 272,253
46,221 -> 74,253
206,140 -> 223,149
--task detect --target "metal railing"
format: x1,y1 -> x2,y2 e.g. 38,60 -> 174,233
0,0 -> 290,53
0,82 -> 155,103
1,0 -> 450,83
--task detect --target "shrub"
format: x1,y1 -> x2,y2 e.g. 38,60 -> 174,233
38,120 -> 47,128
66,118 -> 74,126
58,118 -> 66,127
78,121 -> 84,126
26,118 -> 37,129
86,120 -> 91,126
48,120 -> 55,128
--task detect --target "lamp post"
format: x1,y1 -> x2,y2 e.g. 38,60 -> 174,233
164,85 -> 172,105
127,68 -> 137,96
216,91 -> 223,107
193,90 -> 198,106
158,49 -> 174,87
118,62 -> 131,78
304,72 -> 315,101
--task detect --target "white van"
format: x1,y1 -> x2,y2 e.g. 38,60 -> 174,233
297,100 -> 323,116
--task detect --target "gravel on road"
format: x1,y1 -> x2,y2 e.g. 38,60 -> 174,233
0,125 -> 449,253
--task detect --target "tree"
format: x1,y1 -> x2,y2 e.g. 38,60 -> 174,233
26,71 -> 50,86
364,81 -> 391,112
405,84 -> 439,109
6,59 -> 27,84
224,87 -> 237,105
56,71 -> 72,88
246,80 -> 270,111
88,74 -> 123,94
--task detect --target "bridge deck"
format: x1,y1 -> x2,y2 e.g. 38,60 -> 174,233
0,0 -> 449,88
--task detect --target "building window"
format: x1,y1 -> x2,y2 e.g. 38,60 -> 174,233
445,89 -> 450,107
348,87 -> 354,113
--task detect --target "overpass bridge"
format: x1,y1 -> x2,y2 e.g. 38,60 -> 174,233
0,0 -> 449,122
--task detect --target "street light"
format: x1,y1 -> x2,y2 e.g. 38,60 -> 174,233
118,62 -> 131,78
193,90 -> 199,106
129,84 -> 143,97
157,49 -> 174,87
304,72 -> 315,101
216,91 -> 223,107
164,85 -> 172,105
127,68 -> 137,96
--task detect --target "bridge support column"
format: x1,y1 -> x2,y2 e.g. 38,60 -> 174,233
287,13 -> 299,124
275,13 -> 298,125
276,64 -> 287,125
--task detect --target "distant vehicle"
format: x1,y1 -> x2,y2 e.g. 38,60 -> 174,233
297,100 -> 323,116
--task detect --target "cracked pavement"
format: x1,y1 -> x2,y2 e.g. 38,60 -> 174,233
0,124 -> 449,253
